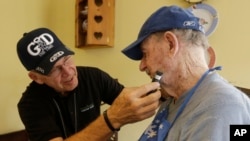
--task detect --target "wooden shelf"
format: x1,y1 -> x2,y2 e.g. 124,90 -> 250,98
75,0 -> 115,47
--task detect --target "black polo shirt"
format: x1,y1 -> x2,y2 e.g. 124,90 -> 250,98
18,66 -> 124,141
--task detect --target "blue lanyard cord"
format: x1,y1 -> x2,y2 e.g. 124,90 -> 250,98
168,66 -> 222,134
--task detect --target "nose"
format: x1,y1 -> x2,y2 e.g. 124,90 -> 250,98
139,59 -> 147,72
61,65 -> 71,76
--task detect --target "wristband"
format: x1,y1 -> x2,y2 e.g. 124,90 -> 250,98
103,110 -> 120,132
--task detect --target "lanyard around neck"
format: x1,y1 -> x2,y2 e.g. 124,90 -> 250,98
167,66 -> 222,135
138,66 -> 222,141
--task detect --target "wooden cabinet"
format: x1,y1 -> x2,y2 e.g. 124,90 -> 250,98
75,0 -> 115,47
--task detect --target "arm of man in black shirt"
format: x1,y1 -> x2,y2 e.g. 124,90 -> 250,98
50,82 -> 161,141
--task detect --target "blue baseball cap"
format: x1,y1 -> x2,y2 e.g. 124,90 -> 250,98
122,5 -> 205,60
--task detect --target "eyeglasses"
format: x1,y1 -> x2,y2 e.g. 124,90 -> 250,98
48,56 -> 74,77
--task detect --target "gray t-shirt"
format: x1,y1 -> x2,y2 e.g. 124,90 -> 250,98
157,71 -> 250,141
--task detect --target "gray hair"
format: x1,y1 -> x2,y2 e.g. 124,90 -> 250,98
152,29 -> 211,66
170,29 -> 209,49
153,29 -> 209,49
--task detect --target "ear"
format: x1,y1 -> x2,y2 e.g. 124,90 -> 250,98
206,47 -> 216,68
28,71 -> 44,84
163,31 -> 179,57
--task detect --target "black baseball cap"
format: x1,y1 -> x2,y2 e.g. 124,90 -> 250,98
17,28 -> 75,75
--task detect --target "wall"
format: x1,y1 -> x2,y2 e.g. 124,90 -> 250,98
1,0 -> 250,140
